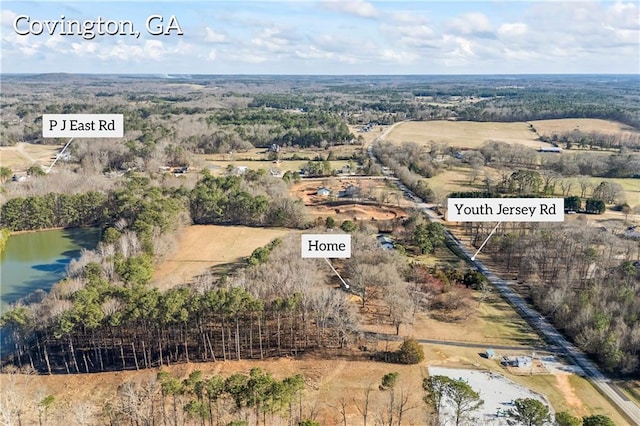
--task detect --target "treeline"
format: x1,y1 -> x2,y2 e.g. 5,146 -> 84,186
190,171 -> 307,228
478,223 -> 640,376
540,129 -> 640,152
0,228 -> 9,254
0,191 -> 109,231
116,368 -> 308,426
455,91 -> 640,129
248,93 -> 316,110
1,172 -> 308,233
203,109 -> 353,149
0,235 -> 358,374
372,141 -> 436,202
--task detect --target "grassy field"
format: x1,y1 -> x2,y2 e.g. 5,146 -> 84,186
387,120 -> 544,149
580,177 -> 640,207
152,225 -> 293,290
529,118 -> 640,136
0,143 -> 61,171
405,290 -> 545,347
426,167 -> 478,195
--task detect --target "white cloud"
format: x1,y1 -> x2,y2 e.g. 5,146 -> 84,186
0,9 -> 17,27
442,35 -> 475,57
250,27 -> 294,54
204,27 -> 227,43
19,45 -> 39,56
448,12 -> 493,36
498,22 -> 527,37
295,46 -> 333,60
208,49 -> 217,61
71,42 -> 98,56
322,0 -> 378,18
45,35 -> 65,49
389,11 -> 428,25
380,49 -> 419,64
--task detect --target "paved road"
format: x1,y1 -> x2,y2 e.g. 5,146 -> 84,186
367,143 -> 640,425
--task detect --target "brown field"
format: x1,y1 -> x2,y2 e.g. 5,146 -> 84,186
426,168 -> 478,196
0,142 -> 62,171
529,118 -> 640,136
152,225 -> 292,290
387,120 -> 544,149
0,357 -> 427,426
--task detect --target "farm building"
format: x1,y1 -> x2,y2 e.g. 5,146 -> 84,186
537,147 -> 562,153
516,356 -> 532,368
377,235 -> 394,250
316,187 -> 331,196
339,185 -> 361,198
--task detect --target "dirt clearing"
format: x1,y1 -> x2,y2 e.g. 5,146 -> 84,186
152,225 -> 292,290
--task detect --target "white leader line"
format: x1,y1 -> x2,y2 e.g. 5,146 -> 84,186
470,221 -> 502,261
46,137 -> 74,174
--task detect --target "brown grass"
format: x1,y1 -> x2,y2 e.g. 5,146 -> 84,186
529,118 -> 640,136
0,143 -> 61,171
152,225 -> 292,290
387,121 -> 544,149
0,358 -> 427,426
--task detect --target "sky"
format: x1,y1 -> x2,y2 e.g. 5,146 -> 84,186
1,1 -> 639,74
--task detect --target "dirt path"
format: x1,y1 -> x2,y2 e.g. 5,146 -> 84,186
555,374 -> 584,409
15,142 -> 37,163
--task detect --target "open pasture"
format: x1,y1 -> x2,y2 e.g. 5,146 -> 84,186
152,225 -> 292,290
387,120 -> 544,149
0,143 -> 62,171
529,118 -> 640,136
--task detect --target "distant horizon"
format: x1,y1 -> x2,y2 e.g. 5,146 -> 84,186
2,72 -> 639,77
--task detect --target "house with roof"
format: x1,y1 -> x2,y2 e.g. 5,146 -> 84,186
316,187 -> 331,196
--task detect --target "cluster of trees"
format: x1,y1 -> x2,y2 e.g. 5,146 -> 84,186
547,152 -> 640,179
454,87 -> 640,129
2,172 -> 308,235
0,191 -> 109,231
203,109 -> 353,149
540,129 -> 640,152
0,234 -> 362,373
374,141 -> 441,178
372,142 -> 435,203
190,174 -> 269,225
478,222 -> 640,376
114,368 -> 308,426
344,233 -> 415,334
423,375 -> 483,426
400,214 -> 446,254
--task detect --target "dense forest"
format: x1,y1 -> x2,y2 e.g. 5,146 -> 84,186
462,221 -> 640,377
